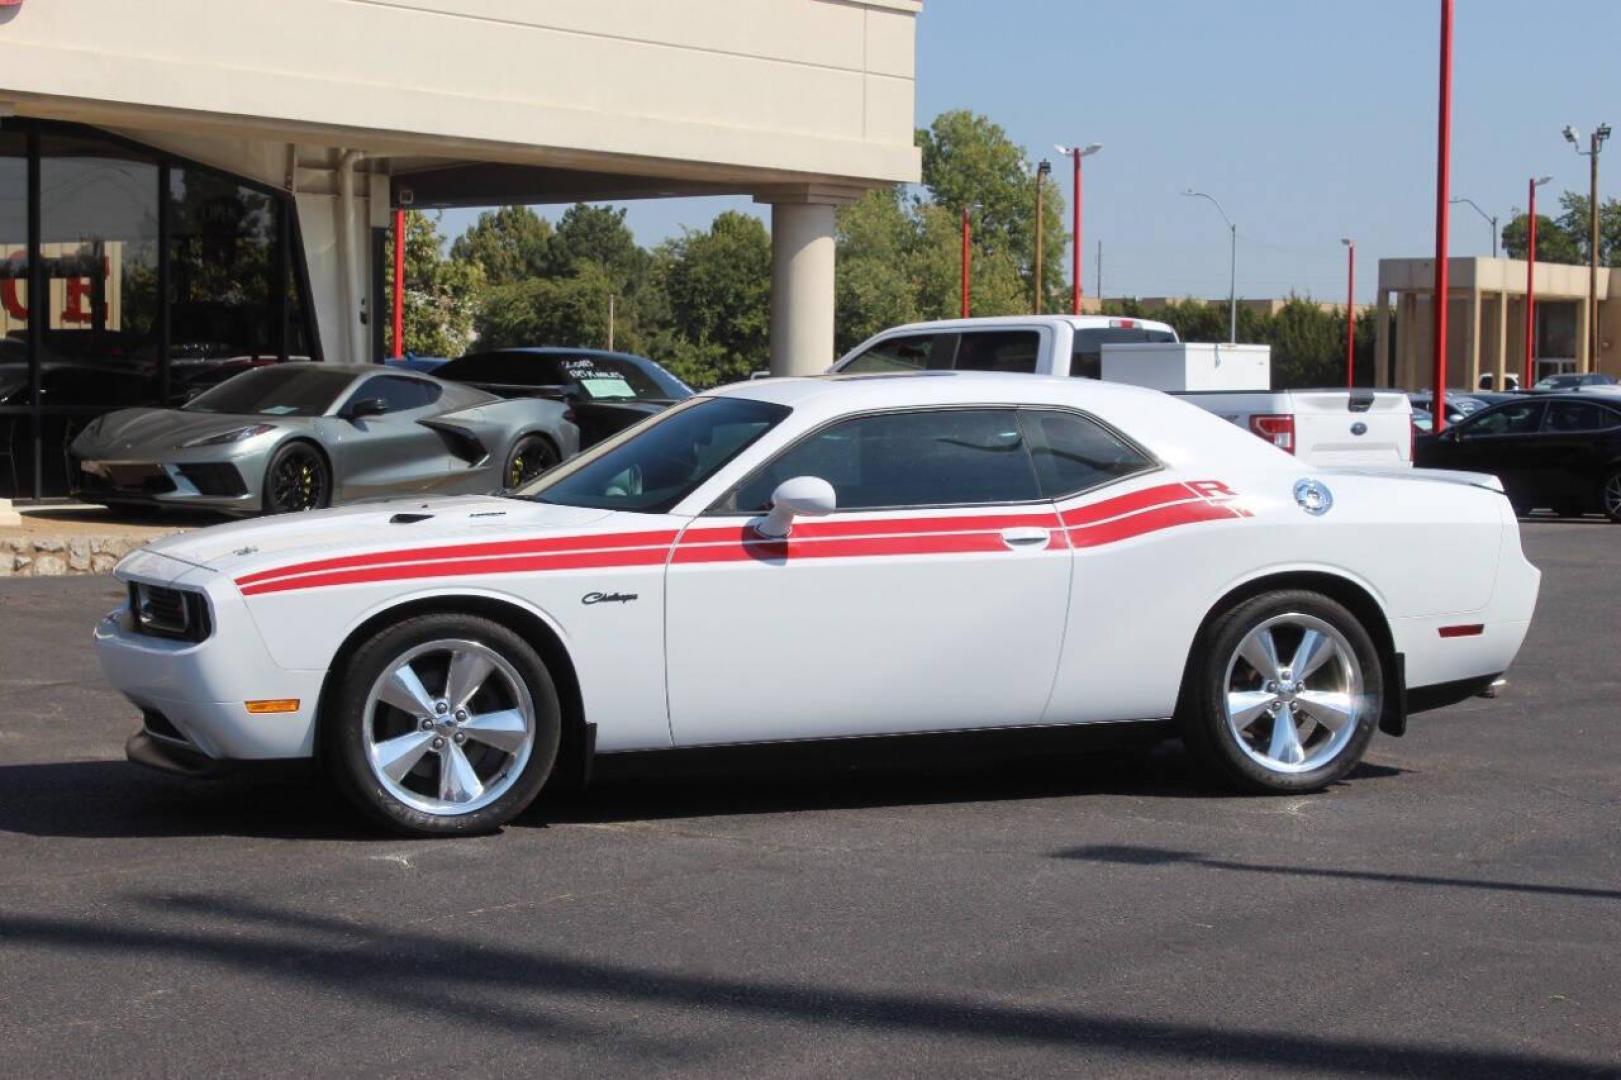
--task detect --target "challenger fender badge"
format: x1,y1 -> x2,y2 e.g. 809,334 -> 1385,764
582,591 -> 638,605
1293,478 -> 1333,516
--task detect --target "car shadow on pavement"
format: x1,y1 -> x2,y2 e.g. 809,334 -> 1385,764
0,732 -> 1406,842
1051,843 -> 1621,902
0,890 -> 1612,1077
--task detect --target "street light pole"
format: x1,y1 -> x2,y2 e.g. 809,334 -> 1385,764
1431,0 -> 1454,431
1524,175 -> 1552,388
1342,239 -> 1356,388
1055,143 -> 1101,315
1183,189 -> 1237,342
1563,122 -> 1610,372
1033,159 -> 1052,315
1450,197 -> 1499,257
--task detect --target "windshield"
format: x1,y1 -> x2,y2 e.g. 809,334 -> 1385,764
436,352 -> 690,402
183,365 -> 354,416
516,396 -> 789,514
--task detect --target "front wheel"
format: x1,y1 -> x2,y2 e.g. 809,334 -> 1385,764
326,613 -> 562,836
262,441 -> 331,514
1180,590 -> 1382,794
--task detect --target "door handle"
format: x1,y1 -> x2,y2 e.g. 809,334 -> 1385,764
999,527 -> 1050,549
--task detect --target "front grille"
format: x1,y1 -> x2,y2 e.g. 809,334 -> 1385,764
176,462 -> 248,497
104,463 -> 176,494
129,583 -> 211,642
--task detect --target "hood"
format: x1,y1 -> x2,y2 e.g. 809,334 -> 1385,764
139,495 -> 617,578
75,408 -> 305,455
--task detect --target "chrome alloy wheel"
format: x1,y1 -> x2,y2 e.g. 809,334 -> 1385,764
1604,472 -> 1621,520
362,639 -> 536,816
1223,613 -> 1366,775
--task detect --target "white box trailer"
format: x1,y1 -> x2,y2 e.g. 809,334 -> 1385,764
1101,342 -> 1271,392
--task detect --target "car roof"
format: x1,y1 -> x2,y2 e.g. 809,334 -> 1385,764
865,314 -> 1177,335
463,347 -> 655,363
708,370 -> 1181,411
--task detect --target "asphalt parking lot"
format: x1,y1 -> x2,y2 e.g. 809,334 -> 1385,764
0,521 -> 1616,1078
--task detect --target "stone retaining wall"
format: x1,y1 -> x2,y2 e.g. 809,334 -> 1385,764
1,535 -> 175,577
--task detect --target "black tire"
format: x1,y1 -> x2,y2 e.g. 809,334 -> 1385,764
262,441 -> 332,514
1601,469 -> 1621,524
1179,589 -> 1383,795
503,434 -> 560,491
324,613 -> 562,837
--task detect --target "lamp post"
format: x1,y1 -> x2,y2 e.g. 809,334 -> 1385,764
1055,143 -> 1101,314
1183,189 -> 1237,342
1431,0 -> 1454,430
1033,159 -> 1052,315
1524,175 -> 1553,387
1450,197 -> 1499,257
1563,122 -> 1611,372
1342,239 -> 1356,388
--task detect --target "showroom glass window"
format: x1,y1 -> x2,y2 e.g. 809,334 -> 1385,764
0,122 -> 316,498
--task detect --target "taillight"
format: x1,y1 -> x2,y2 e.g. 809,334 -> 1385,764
1249,413 -> 1295,453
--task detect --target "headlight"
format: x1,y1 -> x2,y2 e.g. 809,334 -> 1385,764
129,582 -> 213,643
177,424 -> 275,449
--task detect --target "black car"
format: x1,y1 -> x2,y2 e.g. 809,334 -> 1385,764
1529,372 -> 1619,393
1414,393 -> 1621,521
433,348 -> 692,448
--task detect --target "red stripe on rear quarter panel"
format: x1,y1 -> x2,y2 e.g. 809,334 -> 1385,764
1059,482 -> 1202,527
1067,498 -> 1239,548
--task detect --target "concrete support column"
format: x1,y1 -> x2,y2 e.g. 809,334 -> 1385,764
1577,297 -> 1591,373
1495,290 -> 1509,389
1466,288 -> 1482,390
765,201 -> 838,377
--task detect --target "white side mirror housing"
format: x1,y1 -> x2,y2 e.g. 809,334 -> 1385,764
756,475 -> 836,539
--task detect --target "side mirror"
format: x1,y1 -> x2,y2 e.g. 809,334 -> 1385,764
347,397 -> 389,420
756,476 -> 836,539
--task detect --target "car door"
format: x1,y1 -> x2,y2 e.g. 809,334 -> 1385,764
1426,400 -> 1546,499
1537,399 -> 1621,506
330,374 -> 455,502
664,406 -> 1072,746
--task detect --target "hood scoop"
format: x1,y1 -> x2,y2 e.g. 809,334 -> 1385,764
390,512 -> 435,524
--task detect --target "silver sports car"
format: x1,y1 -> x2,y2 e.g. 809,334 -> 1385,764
70,363 -> 579,515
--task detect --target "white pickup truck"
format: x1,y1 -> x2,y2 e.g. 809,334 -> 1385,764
829,315 -> 1413,467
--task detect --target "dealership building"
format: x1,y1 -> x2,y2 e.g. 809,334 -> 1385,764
0,0 -> 922,500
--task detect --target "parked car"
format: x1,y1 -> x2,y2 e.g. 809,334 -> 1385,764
71,362 -> 577,515
1477,372 -> 1521,392
434,348 -> 692,448
831,316 -> 1413,467
1529,372 -> 1619,393
97,371 -> 1538,836
1414,393 -> 1621,520
1411,407 -> 1435,434
1407,391 -> 1487,424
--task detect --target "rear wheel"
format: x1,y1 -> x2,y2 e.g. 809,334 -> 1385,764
326,613 -> 561,836
1180,590 -> 1382,794
262,441 -> 330,514
504,434 -> 559,491
1601,469 -> 1621,524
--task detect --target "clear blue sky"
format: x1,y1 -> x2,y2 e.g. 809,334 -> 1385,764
441,0 -> 1620,303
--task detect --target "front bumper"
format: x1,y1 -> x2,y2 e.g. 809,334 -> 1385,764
76,458 -> 260,514
94,586 -> 325,765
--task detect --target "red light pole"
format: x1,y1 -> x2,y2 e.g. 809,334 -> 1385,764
1430,0 -> 1453,429
960,205 -> 971,318
1523,175 -> 1552,387
1341,238 -> 1356,388
1055,143 -> 1102,315
391,207 -> 406,360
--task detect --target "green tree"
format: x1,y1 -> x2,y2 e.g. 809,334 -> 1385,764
449,205 -> 552,285
541,204 -> 648,283
386,210 -> 483,357
657,211 -> 771,386
1502,211 -> 1584,264
1553,192 -> 1621,266
476,261 -> 622,352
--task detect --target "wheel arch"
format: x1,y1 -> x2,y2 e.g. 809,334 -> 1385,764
1175,568 -> 1400,730
313,591 -> 587,784
259,435 -> 334,512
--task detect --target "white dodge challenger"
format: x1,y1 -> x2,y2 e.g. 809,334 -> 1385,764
96,372 -> 1540,836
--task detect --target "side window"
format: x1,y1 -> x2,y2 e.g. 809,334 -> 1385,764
726,408 -> 1040,513
1021,409 -> 1156,498
1545,401 -> 1618,432
353,375 -> 441,414
952,330 -> 1040,373
839,334 -> 941,374
1462,402 -> 1544,438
